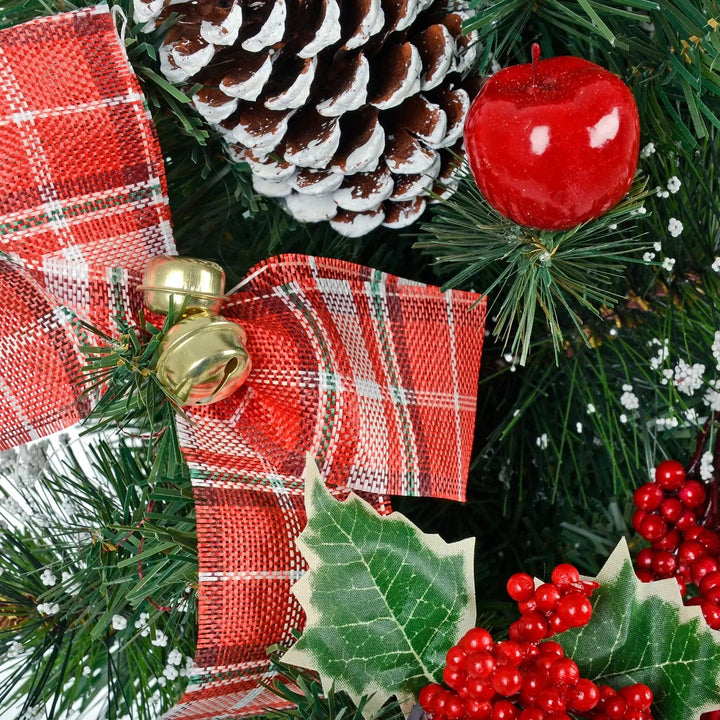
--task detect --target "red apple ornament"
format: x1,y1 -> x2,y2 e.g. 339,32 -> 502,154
464,44 -> 640,231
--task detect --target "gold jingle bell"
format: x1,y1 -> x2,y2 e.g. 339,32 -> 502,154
140,255 -> 251,406
140,255 -> 226,316
156,314 -> 251,406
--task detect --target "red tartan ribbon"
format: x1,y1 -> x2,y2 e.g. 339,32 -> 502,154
0,8 -> 486,720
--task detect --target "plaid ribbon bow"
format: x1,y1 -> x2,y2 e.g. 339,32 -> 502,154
0,8 -> 486,719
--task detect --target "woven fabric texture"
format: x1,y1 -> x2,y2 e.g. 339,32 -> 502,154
0,5 -> 175,449
165,255 -> 486,719
0,9 -> 487,719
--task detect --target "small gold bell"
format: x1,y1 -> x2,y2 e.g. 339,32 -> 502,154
140,255 -> 251,406
156,314 -> 251,406
140,255 -> 226,317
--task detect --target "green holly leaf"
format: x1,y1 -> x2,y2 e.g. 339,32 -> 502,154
282,456 -> 476,717
556,537 -> 720,720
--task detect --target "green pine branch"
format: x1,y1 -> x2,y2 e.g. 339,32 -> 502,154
415,167 -> 651,364
0,437 -> 197,719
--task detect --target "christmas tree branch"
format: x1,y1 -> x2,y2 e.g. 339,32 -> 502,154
0,434 -> 197,719
415,167 -> 650,364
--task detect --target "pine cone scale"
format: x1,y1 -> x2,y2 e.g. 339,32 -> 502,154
140,0 -> 478,235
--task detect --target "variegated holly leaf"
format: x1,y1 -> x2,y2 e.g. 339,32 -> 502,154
556,537 -> 720,720
282,456 -> 476,718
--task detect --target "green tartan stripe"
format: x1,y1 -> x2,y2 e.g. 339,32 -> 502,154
189,468 -> 305,493
0,184 -> 161,236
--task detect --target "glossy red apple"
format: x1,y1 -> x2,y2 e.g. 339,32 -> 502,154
464,45 -> 640,231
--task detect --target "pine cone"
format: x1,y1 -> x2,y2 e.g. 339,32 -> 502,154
135,0 -> 477,236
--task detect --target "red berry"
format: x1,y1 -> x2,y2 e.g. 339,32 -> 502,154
619,683 -> 653,710
419,683 -> 443,709
655,459 -> 686,490
491,667 -> 522,696
508,622 -> 522,643
467,677 -> 496,701
677,510 -> 699,531
677,540 -> 707,566
652,527 -> 681,552
638,515 -> 668,542
445,695 -> 465,720
534,583 -> 562,612
692,556 -> 719,585
624,711 -> 645,720
537,687 -> 566,713
635,568 -> 654,583
604,695 -> 627,720
465,699 -> 492,720
705,586 -> 720,604
549,657 -> 579,686
632,509 -> 647,533
516,612 -> 548,643
518,710 -> 544,720
447,646 -> 468,667
633,483 -> 664,512
635,548 -> 654,570
521,669 -> 547,699
699,530 -> 720,555
443,667 -> 467,690
651,550 -> 677,577
546,613 -> 568,635
491,700 -> 518,720
518,598 -> 538,615
659,497 -> 684,523
551,564 -> 580,587
569,678 -> 600,713
431,689 -> 453,714
461,628 -> 494,653
556,593 -> 593,628
676,575 -> 687,596
679,480 -> 707,508
496,641 -> 524,667
538,641 -> 564,657
466,652 -> 496,679
700,570 -> 720,595
701,600 -> 720,630
685,525 -> 705,541
507,573 -> 536,602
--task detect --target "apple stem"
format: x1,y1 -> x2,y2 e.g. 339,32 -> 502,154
531,43 -> 541,89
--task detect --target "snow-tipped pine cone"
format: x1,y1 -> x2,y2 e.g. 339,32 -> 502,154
135,0 -> 478,236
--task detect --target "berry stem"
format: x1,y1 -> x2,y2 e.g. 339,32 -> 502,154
531,43 -> 541,90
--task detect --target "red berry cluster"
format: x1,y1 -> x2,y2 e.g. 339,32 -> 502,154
506,564 -> 599,641
585,684 -> 654,720
418,563 -> 655,720
632,459 -> 720,628
419,627 -> 653,720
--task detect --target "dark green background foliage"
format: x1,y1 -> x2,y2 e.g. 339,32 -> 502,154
1,0 -> 720,717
